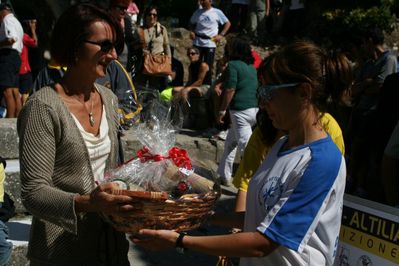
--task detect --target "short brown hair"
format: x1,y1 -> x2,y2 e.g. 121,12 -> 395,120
50,3 -> 124,67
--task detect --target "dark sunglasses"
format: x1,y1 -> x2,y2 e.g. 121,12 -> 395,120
257,82 -> 301,102
84,40 -> 115,53
187,52 -> 198,56
147,13 -> 158,17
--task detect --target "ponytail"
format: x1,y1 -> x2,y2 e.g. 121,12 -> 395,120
264,41 -> 353,114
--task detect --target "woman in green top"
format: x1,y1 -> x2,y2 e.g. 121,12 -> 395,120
216,38 -> 259,186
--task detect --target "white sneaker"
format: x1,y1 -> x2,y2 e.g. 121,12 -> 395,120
215,130 -> 228,141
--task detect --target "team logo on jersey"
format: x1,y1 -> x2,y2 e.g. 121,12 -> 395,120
261,176 -> 284,212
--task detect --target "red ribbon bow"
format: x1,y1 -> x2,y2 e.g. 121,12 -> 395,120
136,146 -> 192,170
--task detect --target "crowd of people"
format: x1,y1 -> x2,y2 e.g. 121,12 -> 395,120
0,0 -> 398,265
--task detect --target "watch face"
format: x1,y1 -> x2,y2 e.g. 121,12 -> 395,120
176,246 -> 185,254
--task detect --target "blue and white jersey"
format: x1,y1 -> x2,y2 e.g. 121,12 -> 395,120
241,135 -> 346,266
190,7 -> 229,48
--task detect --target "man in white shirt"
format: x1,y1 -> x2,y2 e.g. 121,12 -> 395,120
0,3 -> 23,118
190,0 -> 230,82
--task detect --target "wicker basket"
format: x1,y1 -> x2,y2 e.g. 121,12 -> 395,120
107,171 -> 220,233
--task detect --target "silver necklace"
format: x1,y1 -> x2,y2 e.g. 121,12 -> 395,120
62,84 -> 95,127
88,97 -> 95,127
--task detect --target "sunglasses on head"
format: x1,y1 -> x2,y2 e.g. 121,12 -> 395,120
84,39 -> 115,53
257,82 -> 301,102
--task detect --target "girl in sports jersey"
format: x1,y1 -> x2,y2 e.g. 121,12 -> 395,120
132,40 -> 350,266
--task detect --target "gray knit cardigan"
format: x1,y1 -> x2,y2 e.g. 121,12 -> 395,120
18,85 -> 129,266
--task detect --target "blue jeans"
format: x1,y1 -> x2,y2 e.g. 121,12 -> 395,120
0,221 -> 12,266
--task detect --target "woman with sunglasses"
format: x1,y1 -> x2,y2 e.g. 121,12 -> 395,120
173,47 -> 211,102
132,41 -> 350,266
18,4 -> 134,265
136,6 -> 171,91
232,54 -> 350,212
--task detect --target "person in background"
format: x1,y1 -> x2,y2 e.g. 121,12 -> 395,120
126,0 -> 139,24
216,38 -> 258,186
349,27 -> 397,199
110,0 -> 143,78
173,47 -> 210,102
247,0 -> 269,42
190,0 -> 231,83
131,41 -> 348,266
135,6 -> 171,91
0,157 -> 12,266
0,3 -> 23,118
18,4 -> 136,265
109,0 -> 132,68
19,19 -> 38,105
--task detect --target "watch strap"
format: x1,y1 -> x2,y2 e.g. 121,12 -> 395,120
175,232 -> 186,249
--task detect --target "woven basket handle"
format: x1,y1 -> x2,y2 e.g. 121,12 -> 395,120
112,190 -> 169,201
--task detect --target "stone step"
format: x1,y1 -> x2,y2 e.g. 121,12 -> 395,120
6,216 -> 30,266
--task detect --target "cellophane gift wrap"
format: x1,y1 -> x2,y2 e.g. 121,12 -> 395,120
98,100 -> 220,233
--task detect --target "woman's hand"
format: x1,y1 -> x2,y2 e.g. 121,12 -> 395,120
83,183 -> 141,215
130,229 -> 180,251
217,110 -> 226,124
213,35 -> 223,43
189,31 -> 195,40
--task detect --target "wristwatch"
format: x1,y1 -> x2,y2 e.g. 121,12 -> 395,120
175,232 -> 187,254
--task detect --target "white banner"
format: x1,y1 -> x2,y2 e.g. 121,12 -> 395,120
334,195 -> 399,266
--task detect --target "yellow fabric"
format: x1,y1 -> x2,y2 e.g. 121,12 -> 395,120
232,113 -> 345,192
320,112 -> 345,156
0,164 -> 5,202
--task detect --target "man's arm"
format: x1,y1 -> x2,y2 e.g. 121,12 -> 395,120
213,21 -> 231,42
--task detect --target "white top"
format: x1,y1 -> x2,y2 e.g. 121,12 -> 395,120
0,13 -> 23,53
241,135 -> 346,266
385,121 -> 399,159
190,7 -> 229,48
72,106 -> 111,182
